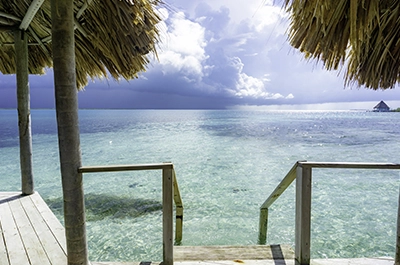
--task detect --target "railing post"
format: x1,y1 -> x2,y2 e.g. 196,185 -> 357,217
295,164 -> 312,265
163,166 -> 174,265
15,29 -> 34,195
396,186 -> 400,265
258,208 -> 268,244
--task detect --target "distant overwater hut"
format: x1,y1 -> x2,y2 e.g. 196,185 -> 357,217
373,101 -> 391,112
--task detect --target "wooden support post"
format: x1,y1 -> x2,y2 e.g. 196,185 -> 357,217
295,165 -> 312,265
258,208 -> 269,244
395,186 -> 400,265
163,166 -> 174,265
14,29 -> 34,195
51,0 -> 88,264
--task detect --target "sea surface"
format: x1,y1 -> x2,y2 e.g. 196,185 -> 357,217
1,109 -> 400,261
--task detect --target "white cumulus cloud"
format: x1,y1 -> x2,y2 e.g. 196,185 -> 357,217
157,11 -> 208,81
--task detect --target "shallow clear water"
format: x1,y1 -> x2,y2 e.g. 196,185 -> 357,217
1,109 -> 400,261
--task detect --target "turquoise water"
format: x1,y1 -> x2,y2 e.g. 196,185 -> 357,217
1,109 -> 400,261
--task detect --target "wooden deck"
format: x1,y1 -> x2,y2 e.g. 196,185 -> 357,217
92,257 -> 394,265
90,245 -> 394,265
174,244 -> 294,261
0,192 -> 395,265
0,192 -> 67,265
91,258 -> 394,265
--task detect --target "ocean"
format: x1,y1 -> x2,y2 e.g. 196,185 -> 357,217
1,109 -> 400,261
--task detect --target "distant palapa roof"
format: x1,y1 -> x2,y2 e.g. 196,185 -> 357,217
373,101 -> 390,110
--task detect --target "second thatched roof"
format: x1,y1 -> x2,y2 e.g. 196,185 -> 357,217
284,0 -> 400,90
0,0 -> 162,89
373,100 -> 390,111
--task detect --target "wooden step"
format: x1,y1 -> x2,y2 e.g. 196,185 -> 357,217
173,244 -> 294,261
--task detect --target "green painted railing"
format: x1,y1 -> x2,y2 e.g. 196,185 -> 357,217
259,161 -> 400,265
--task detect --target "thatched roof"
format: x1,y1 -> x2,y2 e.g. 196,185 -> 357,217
284,1 -> 400,90
0,0 -> 162,89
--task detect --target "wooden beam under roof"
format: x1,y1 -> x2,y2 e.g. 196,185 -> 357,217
0,0 -> 87,46
19,0 -> 45,30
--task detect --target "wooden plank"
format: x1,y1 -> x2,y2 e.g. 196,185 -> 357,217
0,219 -> 10,265
312,257 -> 394,265
0,192 -> 20,196
0,192 -> 20,200
91,258 -> 394,265
19,0 -> 45,30
79,162 -> 174,173
8,197 -> 51,265
28,193 -> 67,252
298,161 -> 400,170
20,194 -> 67,264
0,198 -> 30,265
174,245 -> 294,261
112,261 -> 292,265
90,263 -> 144,265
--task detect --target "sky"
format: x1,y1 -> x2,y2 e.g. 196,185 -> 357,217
1,0 -> 400,110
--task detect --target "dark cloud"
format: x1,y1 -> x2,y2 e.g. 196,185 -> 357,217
0,74 -> 16,89
79,82 -> 235,109
1,1 -> 400,110
0,88 -> 16,108
0,72 -> 55,108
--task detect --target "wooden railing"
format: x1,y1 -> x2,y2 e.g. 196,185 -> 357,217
78,162 -> 183,265
258,161 -> 301,244
259,161 -> 400,265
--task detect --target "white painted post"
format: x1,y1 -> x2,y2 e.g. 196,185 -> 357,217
295,164 -> 312,265
163,166 -> 174,265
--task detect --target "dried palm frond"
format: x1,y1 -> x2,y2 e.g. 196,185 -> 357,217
0,0 -> 162,89
284,0 -> 400,89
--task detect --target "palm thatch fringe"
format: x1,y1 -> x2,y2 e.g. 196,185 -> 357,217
284,0 -> 400,89
0,0 -> 162,89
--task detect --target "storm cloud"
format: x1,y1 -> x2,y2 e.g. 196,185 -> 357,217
1,0 -> 400,109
